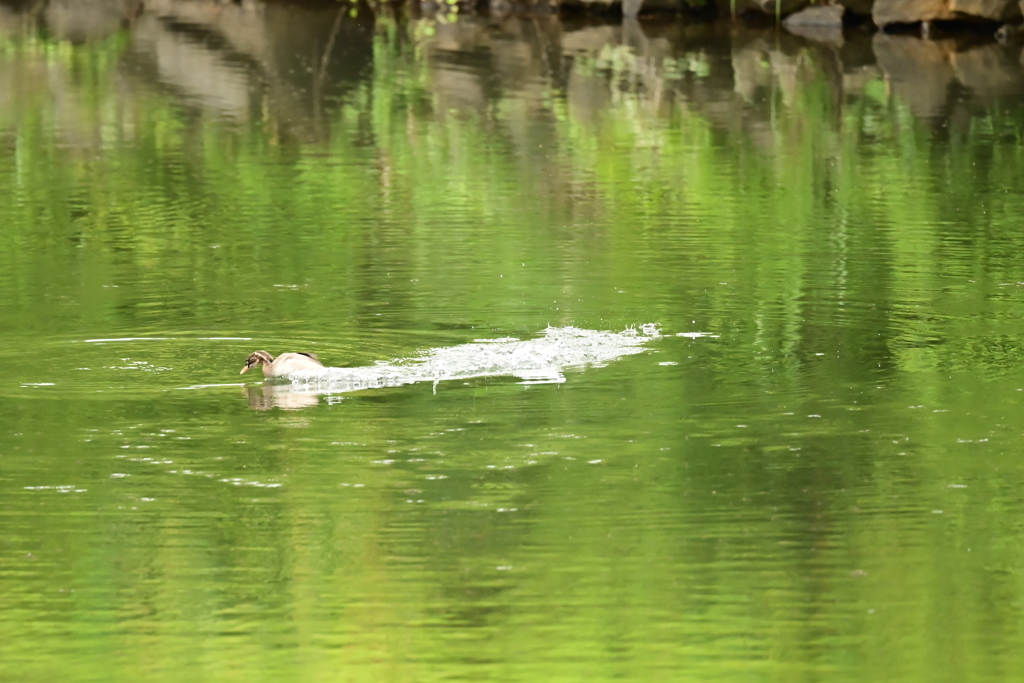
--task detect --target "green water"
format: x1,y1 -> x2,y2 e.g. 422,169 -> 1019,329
3,5 -> 1024,681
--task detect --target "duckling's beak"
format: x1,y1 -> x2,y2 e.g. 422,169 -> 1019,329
240,365 -> 250,375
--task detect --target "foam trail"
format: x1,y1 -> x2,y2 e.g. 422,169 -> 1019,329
287,325 -> 662,393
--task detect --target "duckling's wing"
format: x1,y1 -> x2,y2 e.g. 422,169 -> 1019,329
297,352 -> 321,363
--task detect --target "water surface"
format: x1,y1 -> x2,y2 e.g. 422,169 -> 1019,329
3,3 -> 1024,681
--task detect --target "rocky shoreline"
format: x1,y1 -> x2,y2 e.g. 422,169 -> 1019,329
462,0 -> 1024,41
17,0 -> 1024,36
5,0 -> 1024,135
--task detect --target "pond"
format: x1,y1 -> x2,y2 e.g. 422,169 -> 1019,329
3,3 -> 1024,681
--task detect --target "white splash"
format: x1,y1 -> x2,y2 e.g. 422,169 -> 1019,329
287,325 -> 662,393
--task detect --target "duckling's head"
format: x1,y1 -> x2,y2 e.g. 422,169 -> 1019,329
240,350 -> 275,374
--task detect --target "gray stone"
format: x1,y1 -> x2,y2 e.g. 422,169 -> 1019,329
783,3 -> 846,24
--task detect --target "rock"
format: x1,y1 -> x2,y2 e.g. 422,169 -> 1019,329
873,0 -> 1022,27
732,0 -> 811,18
783,4 -> 845,43
784,3 -> 846,24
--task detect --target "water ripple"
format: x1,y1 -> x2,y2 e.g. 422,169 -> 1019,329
287,325 -> 664,393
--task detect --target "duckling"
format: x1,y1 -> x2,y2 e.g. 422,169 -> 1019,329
240,350 -> 324,378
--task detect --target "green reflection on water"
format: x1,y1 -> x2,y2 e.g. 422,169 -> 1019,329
2,6 -> 1024,682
